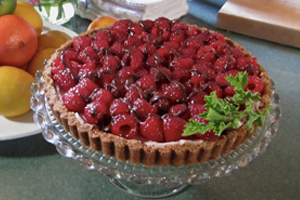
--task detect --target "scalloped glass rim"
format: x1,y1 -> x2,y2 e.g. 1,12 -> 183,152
30,71 -> 281,186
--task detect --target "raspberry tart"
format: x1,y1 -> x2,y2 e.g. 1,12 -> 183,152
42,17 -> 272,167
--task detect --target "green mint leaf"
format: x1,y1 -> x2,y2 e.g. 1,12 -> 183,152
182,71 -> 269,138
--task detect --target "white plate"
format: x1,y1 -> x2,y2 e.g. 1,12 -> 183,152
0,21 -> 78,141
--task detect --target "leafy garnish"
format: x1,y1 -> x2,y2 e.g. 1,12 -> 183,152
183,72 -> 270,137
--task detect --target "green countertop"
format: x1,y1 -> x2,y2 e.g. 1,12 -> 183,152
1,0 -> 299,199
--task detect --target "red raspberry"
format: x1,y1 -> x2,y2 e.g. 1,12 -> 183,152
53,69 -> 76,92
52,56 -> 65,74
129,24 -> 145,36
101,55 -> 120,69
139,115 -> 164,142
213,56 -> 235,73
124,35 -> 142,47
111,41 -> 124,57
78,59 -> 97,80
186,26 -> 201,37
72,36 -> 93,52
189,92 -> 208,105
245,76 -> 264,94
132,98 -> 158,121
186,76 -> 206,88
128,47 -> 144,72
232,46 -> 245,59
185,36 -> 204,49
224,85 -> 235,97
76,77 -> 99,100
135,75 -> 157,91
206,82 -> 223,98
168,104 -> 190,121
79,46 -> 98,62
94,30 -> 114,44
192,64 -> 216,81
111,114 -> 138,139
170,29 -> 186,44
139,19 -> 154,32
162,81 -> 187,104
149,91 -> 170,115
109,98 -> 130,116
124,86 -> 144,104
139,43 -> 157,55
154,17 -> 171,30
142,33 -> 159,44
84,101 -> 108,125
171,57 -> 194,70
180,48 -> 197,58
196,45 -> 216,63
171,69 -> 191,83
62,87 -> 86,112
92,39 -> 109,50
215,70 -> 239,86
162,41 -> 180,50
188,104 -> 206,116
91,88 -> 114,107
162,115 -> 186,142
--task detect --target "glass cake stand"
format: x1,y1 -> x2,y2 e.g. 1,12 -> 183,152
30,71 -> 281,198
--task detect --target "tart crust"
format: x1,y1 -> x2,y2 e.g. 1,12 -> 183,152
42,25 -> 272,167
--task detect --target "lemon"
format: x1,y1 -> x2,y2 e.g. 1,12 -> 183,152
0,0 -> 16,16
38,30 -> 71,51
27,48 -> 56,77
0,66 -> 35,117
13,1 -> 43,37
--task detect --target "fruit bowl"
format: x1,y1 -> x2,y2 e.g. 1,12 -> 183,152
30,70 -> 281,198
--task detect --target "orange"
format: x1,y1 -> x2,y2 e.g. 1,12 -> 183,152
0,15 -> 38,68
13,1 -> 43,37
87,16 -> 118,31
0,66 -> 35,117
27,48 -> 56,77
38,30 -> 71,51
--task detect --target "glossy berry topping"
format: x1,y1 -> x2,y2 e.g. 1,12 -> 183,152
51,18 -> 266,143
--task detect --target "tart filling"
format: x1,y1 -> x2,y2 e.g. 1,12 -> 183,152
43,17 -> 271,166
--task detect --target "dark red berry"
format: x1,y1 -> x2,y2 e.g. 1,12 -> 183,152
109,98 -> 130,116
163,115 -> 186,142
53,69 -> 76,92
91,88 -> 114,107
111,114 -> 138,139
62,88 -> 86,112
139,115 -> 164,142
72,36 -> 93,52
245,76 -> 264,94
132,98 -> 158,121
84,101 -> 108,124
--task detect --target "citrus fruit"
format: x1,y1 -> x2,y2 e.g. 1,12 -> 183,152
87,16 -> 118,31
0,0 -> 16,16
38,30 -> 71,51
13,1 -> 43,37
27,48 -> 56,77
0,66 -> 35,117
0,15 -> 38,68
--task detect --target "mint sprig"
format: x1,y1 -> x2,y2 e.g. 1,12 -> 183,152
183,72 -> 270,137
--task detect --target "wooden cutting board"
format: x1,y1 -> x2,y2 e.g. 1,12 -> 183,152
216,0 -> 300,48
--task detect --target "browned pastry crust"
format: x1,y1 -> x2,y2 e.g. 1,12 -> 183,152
42,25 -> 272,167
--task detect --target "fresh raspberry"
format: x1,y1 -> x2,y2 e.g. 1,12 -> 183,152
135,75 -> 157,91
94,30 -> 114,44
191,64 -> 216,81
84,101 -> 108,125
215,70 -> 239,86
139,115 -> 164,142
62,87 -> 86,112
128,47 -> 144,72
189,91 -> 208,105
139,43 -> 157,55
170,28 -> 186,44
76,77 -> 99,100
168,104 -> 190,121
171,69 -> 191,83
162,115 -> 186,142
79,46 -> 98,62
162,41 -> 180,50
232,46 -> 245,59
186,26 -> 201,37
196,45 -> 217,63
91,88 -> 114,107
236,57 -> 259,75
224,85 -> 235,97
72,36 -> 93,52
124,35 -> 142,47
206,32 -> 226,44
101,55 -> 120,69
188,104 -> 206,116
53,69 -> 76,92
162,81 -> 187,104
154,17 -> 171,30
132,98 -> 158,121
124,86 -> 144,104
142,33 -> 159,44
92,39 -> 109,50
180,48 -> 197,58
206,82 -> 223,98
139,19 -> 154,32
52,56 -> 65,74
149,91 -> 170,115
111,41 -> 124,57
109,98 -> 130,116
245,76 -> 264,94
186,76 -> 206,88
213,56 -> 235,73
111,114 -> 138,139
129,24 -> 145,36
185,36 -> 204,49
170,57 -> 194,70
78,59 -> 97,80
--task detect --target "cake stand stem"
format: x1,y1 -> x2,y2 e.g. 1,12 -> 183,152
110,178 -> 189,199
